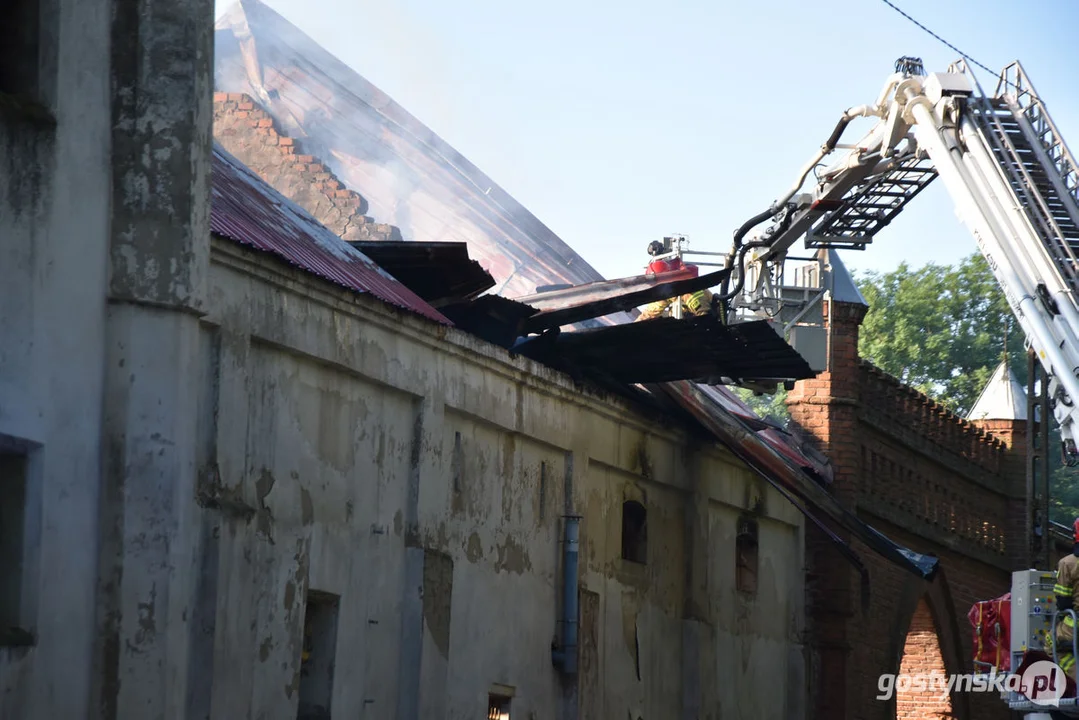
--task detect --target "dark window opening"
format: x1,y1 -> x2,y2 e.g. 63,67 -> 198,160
452,431 -> 463,492
0,449 -> 29,647
621,500 -> 647,564
539,461 -> 547,521
488,693 -> 511,720
0,0 -> 41,99
736,516 -> 759,596
298,590 -> 340,720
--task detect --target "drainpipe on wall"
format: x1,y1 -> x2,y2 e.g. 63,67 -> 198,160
552,515 -> 581,674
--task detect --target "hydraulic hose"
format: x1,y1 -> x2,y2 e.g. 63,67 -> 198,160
716,201 -> 797,317
717,207 -> 777,301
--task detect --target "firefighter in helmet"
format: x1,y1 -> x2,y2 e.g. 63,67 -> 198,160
1049,518 -> 1079,678
636,240 -> 715,322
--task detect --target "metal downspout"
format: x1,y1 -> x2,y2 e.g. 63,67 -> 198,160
552,515 -> 581,674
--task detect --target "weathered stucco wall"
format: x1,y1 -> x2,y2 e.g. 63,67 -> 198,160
195,237 -> 807,719
0,1 -> 111,717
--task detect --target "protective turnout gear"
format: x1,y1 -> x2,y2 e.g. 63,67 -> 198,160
637,289 -> 714,321
1047,522 -> 1079,678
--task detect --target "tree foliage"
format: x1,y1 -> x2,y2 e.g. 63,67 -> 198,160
855,253 -> 1025,417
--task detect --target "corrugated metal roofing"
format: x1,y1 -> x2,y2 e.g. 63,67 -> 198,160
210,144 -> 450,325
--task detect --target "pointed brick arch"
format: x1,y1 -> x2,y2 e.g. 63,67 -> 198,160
878,570 -> 972,720
896,597 -> 953,719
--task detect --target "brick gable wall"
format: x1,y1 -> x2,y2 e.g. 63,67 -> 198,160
212,92 -> 402,243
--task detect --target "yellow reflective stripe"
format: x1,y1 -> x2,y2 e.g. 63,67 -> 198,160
1056,584 -> 1072,595
1062,654 -> 1076,671
1066,615 -> 1076,628
683,291 -> 709,314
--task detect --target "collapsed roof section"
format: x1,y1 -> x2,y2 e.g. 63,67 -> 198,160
515,266 -> 731,333
212,0 -> 938,583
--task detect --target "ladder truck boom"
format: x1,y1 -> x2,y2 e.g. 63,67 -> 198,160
717,57 -> 1079,465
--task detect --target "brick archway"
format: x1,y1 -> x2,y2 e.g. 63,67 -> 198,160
869,566 -> 971,720
895,596 -> 954,719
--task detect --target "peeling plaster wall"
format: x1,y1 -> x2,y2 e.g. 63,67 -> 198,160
0,1 -> 110,718
197,237 -> 807,720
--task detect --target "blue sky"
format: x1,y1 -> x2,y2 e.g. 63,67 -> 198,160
216,0 -> 1079,281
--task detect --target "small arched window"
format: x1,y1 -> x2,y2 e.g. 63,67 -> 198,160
621,500 -> 647,564
736,516 -> 759,595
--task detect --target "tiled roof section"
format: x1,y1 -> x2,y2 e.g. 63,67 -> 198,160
210,143 -> 450,325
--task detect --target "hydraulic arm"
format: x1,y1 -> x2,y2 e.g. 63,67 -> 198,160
720,57 -> 1079,464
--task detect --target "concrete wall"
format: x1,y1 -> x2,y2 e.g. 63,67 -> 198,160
195,237 -> 807,720
1,0 -> 214,718
0,1 -> 111,717
1,1 -> 806,716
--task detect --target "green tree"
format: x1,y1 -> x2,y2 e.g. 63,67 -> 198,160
855,253 -> 1024,417
732,385 -> 789,424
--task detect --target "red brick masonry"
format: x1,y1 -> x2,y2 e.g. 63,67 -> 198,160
213,92 -> 401,243
789,298 -> 1025,720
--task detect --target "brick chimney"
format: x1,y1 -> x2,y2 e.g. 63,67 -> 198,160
787,250 -> 868,507
785,250 -> 868,720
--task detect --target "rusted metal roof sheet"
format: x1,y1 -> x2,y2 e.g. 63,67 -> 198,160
210,145 -> 450,325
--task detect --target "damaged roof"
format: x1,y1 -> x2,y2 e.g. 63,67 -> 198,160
514,266 -> 731,333
212,0 -> 938,583
348,241 -> 495,306
214,0 -> 617,302
519,316 -> 815,386
210,144 -> 450,325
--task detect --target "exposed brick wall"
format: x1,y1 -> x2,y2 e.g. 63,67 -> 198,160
789,298 -> 1026,720
212,92 -> 402,242
895,599 -> 953,720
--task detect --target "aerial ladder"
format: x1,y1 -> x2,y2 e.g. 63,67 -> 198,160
681,56 -> 1079,715
697,56 -> 1079,464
